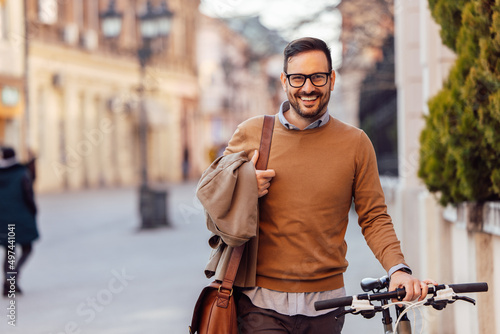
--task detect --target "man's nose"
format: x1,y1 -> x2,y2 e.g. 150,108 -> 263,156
301,78 -> 315,93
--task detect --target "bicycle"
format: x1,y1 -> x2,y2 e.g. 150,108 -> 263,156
314,275 -> 488,334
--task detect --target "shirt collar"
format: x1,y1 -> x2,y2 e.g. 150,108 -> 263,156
0,157 -> 18,168
278,101 -> 330,130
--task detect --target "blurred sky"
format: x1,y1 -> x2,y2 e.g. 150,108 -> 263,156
199,0 -> 343,68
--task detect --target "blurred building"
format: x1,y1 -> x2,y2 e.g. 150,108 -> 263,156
358,35 -> 398,176
18,0 -> 199,192
337,0 -> 398,175
393,1 -> 499,333
0,0 -> 27,156
195,14 -> 285,168
1,0 -> 286,191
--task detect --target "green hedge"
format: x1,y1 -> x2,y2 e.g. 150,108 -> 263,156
419,0 -> 500,205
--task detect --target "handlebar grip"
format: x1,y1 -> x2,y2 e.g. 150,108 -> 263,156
449,282 -> 488,293
314,296 -> 352,311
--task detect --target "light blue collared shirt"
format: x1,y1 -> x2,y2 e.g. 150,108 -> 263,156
278,101 -> 331,130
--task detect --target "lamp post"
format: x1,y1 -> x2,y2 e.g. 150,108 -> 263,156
101,0 -> 174,229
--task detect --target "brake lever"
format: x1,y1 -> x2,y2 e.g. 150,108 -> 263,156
424,293 -> 476,311
335,307 -> 354,320
335,307 -> 380,320
454,295 -> 476,305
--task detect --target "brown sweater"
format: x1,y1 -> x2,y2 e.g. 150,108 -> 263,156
225,114 -> 407,293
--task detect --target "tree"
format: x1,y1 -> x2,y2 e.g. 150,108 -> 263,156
419,0 -> 500,205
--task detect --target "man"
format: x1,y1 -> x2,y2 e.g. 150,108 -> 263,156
222,37 -> 433,333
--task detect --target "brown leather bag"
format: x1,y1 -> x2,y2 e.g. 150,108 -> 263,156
188,245 -> 243,334
189,115 -> 275,334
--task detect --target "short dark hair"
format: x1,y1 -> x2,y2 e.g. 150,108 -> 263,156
283,37 -> 332,73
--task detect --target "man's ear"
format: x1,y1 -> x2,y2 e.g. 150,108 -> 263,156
330,70 -> 336,91
280,72 -> 288,92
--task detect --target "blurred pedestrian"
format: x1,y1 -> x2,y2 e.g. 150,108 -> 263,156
0,147 -> 39,296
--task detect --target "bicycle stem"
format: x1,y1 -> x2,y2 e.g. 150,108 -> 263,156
395,305 -> 411,334
381,298 -> 393,333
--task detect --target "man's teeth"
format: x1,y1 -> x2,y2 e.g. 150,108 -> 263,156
301,96 -> 318,101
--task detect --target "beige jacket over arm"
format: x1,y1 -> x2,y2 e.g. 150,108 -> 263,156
196,151 -> 259,287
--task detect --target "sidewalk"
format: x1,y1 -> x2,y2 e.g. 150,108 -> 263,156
0,182 -> 387,333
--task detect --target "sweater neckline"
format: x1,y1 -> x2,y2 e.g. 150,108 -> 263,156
276,114 -> 334,134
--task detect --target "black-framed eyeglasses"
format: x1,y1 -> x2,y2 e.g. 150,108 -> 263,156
285,72 -> 330,88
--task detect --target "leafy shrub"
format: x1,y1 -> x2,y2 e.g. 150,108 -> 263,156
419,0 -> 500,205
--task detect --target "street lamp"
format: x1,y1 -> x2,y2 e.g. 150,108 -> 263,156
157,1 -> 175,37
100,0 -> 123,39
101,0 -> 174,229
137,0 -> 174,67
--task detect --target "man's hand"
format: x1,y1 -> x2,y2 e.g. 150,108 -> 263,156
251,150 -> 276,198
389,270 -> 438,302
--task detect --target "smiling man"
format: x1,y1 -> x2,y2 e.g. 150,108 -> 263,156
220,37 -> 433,334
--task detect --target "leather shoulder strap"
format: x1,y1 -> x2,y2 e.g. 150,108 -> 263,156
220,115 -> 275,292
220,245 -> 245,293
256,115 -> 275,171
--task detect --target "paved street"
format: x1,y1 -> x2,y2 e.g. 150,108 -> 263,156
1,182 -> 388,333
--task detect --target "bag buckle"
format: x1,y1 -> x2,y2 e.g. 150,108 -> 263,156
218,285 -> 233,297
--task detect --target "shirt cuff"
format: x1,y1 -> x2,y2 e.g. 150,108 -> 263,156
388,264 -> 412,277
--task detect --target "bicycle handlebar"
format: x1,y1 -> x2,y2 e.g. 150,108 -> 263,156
314,282 -> 488,311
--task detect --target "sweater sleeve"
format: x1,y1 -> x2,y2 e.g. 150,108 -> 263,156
223,116 -> 264,160
353,131 -> 407,272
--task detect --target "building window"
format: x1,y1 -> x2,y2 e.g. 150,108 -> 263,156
38,0 -> 58,24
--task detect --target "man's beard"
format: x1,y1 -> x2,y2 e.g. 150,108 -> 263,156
289,91 -> 330,120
